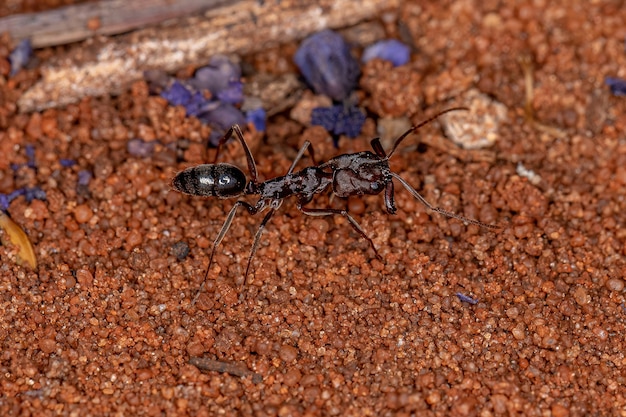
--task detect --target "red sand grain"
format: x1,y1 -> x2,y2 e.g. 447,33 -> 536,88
1,0 -> 626,416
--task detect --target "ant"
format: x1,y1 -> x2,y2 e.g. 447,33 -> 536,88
172,108 -> 498,302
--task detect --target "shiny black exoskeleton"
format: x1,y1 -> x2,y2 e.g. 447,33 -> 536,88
172,112 -> 498,302
173,163 -> 247,198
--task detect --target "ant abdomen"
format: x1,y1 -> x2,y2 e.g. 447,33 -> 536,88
172,163 -> 247,198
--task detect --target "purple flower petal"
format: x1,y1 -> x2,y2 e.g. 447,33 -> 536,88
216,80 -> 244,104
24,187 -> 46,203
198,102 -> 246,130
362,39 -> 411,67
160,82 -> 210,117
78,170 -> 92,186
161,81 -> 192,106
195,99 -> 222,115
25,145 -> 36,168
311,104 -> 365,140
0,195 -> 9,211
127,138 -> 156,158
294,30 -> 360,101
456,292 -> 479,305
310,106 -> 338,132
190,55 -> 242,96
0,187 -> 45,211
9,39 -> 32,76
8,189 -> 25,200
605,77 -> 626,96
333,105 -> 366,138
60,159 -> 76,168
185,91 -> 208,117
198,103 -> 247,146
246,108 -> 267,132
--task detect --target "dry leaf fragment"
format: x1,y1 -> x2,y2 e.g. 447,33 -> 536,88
0,211 -> 37,269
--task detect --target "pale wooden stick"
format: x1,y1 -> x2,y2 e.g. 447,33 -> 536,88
0,0 -> 226,48
14,0 -> 399,113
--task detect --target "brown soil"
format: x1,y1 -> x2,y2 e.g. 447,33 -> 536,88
1,1 -> 625,416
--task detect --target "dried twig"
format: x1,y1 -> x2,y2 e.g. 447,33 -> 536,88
16,0 -> 399,112
519,53 -> 566,139
0,0 -> 229,48
189,357 -> 263,384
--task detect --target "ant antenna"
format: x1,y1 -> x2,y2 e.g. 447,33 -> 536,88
391,172 -> 500,230
385,107 -> 469,160
383,107 -> 499,230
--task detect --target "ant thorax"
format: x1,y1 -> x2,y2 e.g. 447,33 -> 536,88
257,167 -> 332,201
331,165 -> 389,197
323,151 -> 391,198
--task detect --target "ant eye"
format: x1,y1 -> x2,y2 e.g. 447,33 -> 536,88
371,183 -> 379,190
219,176 -> 231,186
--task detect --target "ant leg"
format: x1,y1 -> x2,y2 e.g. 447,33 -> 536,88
193,200 -> 260,304
296,204 -> 382,260
213,125 -> 258,182
238,141 -> 316,283
287,140 -> 317,174
244,199 -> 283,284
390,172 -> 499,230
287,141 -> 310,174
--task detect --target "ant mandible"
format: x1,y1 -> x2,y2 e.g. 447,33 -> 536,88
172,108 -> 498,302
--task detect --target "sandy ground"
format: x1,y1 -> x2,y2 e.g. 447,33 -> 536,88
1,0 -> 625,416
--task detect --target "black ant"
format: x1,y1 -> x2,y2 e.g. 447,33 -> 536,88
172,108 -> 498,301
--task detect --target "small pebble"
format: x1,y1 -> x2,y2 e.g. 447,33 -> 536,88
124,229 -> 143,250
605,278 -> 624,292
278,345 -> 298,363
39,338 -> 57,354
572,287 -> 589,306
283,369 -> 302,387
75,268 -> 93,287
551,402 -> 570,417
440,88 -> 508,149
171,241 -> 190,260
347,196 -> 366,215
73,204 -> 94,224
511,325 -> 526,340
